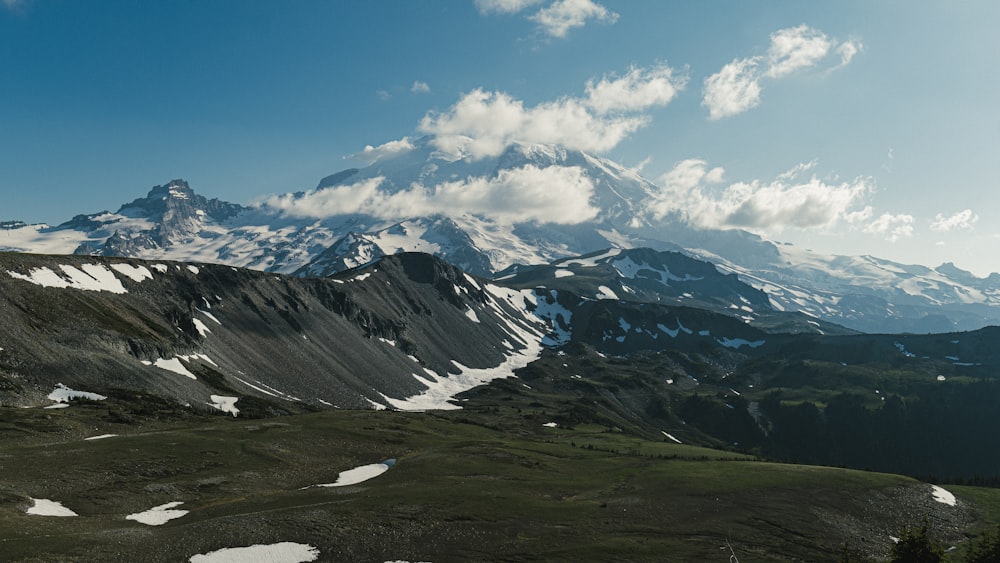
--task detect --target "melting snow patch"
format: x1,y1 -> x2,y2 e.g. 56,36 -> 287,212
193,319 -> 212,337
186,265 -> 200,275
464,306 -> 480,323
151,357 -> 198,380
560,248 -> 622,267
151,264 -> 169,273
84,434 -> 118,441
48,383 -> 107,404
596,285 -> 618,300
662,431 -> 682,444
208,396 -> 239,417
110,263 -> 153,282
543,422 -> 558,428
126,502 -> 189,525
315,460 -> 395,488
554,269 -> 575,278
7,264 -> 128,293
26,498 -> 77,517
189,542 -> 320,563
199,309 -> 223,325
931,485 -> 957,506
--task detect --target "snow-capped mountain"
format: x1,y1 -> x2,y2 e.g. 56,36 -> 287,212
3,136 -> 999,333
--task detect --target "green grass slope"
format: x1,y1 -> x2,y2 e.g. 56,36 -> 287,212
0,400 -> 987,562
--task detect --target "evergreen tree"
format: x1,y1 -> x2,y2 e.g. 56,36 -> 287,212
890,519 -> 943,563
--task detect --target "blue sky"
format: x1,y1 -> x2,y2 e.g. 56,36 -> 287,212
2,1 -> 999,274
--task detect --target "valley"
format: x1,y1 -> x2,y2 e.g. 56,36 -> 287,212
3,249 -> 1000,560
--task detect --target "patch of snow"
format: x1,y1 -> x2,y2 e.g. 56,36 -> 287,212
464,306 -> 480,323
189,542 -> 320,563
559,248 -> 622,267
48,383 -> 107,404
110,263 -> 153,282
316,461 -> 394,487
187,265 -> 200,275
193,318 -> 212,337
126,501 -> 189,525
596,285 -> 618,300
931,485 -> 957,506
26,498 -> 77,517
151,264 -> 169,273
462,273 -> 481,290
543,422 -> 558,428
7,264 -> 128,293
199,309 -> 223,325
553,269 -> 574,278
936,375 -> 947,381
208,395 -> 239,417
84,434 -> 118,441
151,357 -> 198,379
661,431 -> 682,444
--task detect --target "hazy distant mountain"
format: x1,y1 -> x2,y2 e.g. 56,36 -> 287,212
3,137 -> 999,333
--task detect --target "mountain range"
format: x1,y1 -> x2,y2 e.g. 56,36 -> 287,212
4,136 -> 998,334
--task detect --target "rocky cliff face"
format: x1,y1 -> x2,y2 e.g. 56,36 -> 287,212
0,252 -> 556,411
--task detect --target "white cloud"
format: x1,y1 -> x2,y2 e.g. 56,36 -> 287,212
349,137 -> 416,164
931,209 -> 979,232
474,0 -> 543,14
529,0 -> 618,38
702,25 -> 860,119
585,65 -> 686,114
263,165 -> 598,225
418,64 -> 684,159
835,40 -> 862,67
765,25 -> 833,79
702,57 -> 763,120
376,89 -> 391,101
656,159 -> 725,195
649,159 -> 876,234
863,213 -> 914,242
411,81 -> 431,94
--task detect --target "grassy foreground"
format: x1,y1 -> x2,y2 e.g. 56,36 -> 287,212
0,402 -> 992,562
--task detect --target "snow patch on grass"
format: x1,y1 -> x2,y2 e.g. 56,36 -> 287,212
126,501 -> 189,525
662,431 -> 683,444
931,485 -> 957,506
189,542 -> 320,563
314,460 -> 395,488
26,498 -> 77,517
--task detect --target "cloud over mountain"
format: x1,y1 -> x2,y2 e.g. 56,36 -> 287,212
648,159 -> 879,235
262,164 -> 598,225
